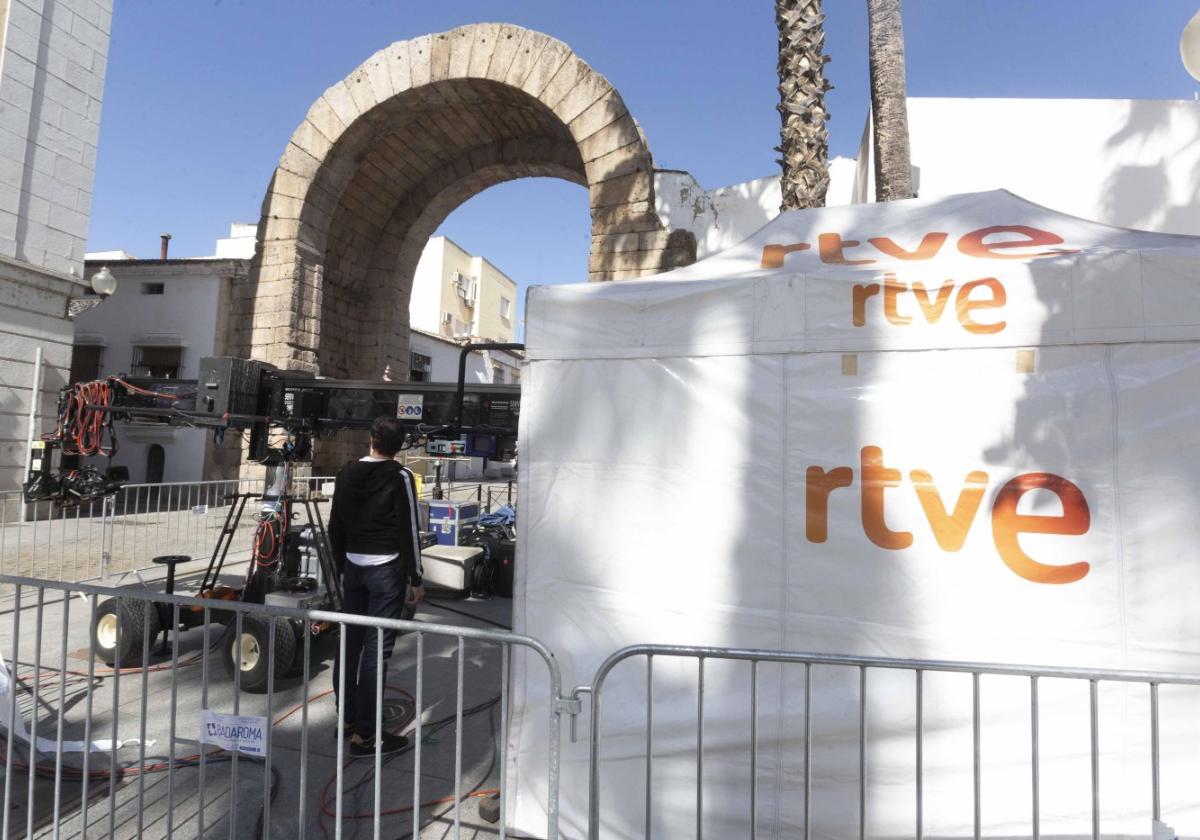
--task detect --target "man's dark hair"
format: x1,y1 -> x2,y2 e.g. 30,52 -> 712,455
370,416 -> 405,456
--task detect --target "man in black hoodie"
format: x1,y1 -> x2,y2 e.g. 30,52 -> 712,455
328,416 -> 424,757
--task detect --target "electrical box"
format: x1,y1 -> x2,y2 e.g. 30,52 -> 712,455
427,499 -> 479,546
196,357 -> 265,419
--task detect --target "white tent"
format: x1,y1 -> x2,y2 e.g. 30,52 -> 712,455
510,190 -> 1200,838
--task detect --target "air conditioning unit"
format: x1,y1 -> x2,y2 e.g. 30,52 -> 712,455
442,312 -> 454,325
452,272 -> 477,307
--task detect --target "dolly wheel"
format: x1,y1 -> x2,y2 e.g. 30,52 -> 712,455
91,598 -> 161,666
223,616 -> 296,692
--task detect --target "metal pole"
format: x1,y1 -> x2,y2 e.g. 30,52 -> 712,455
696,657 -> 705,840
973,672 -> 981,840
1031,676 -> 1040,840
750,660 -> 758,840
20,347 -> 43,525
1090,680 -> 1100,840
916,669 -> 923,840
804,662 -> 811,840
1150,683 -> 1160,822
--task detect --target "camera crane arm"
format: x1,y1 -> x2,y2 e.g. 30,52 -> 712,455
25,351 -> 522,504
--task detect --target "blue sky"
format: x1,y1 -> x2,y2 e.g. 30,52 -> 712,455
88,1 -> 1200,319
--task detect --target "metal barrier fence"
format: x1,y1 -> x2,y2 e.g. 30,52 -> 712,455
0,474 -> 516,586
575,644 -> 1200,840
0,573 -> 563,839
296,476 -> 515,509
0,480 -> 262,583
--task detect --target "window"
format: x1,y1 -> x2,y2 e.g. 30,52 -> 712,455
140,282 -> 165,295
69,345 -> 103,384
500,296 -> 511,320
492,362 -> 504,383
410,351 -> 432,383
510,368 -> 520,385
131,345 -> 183,378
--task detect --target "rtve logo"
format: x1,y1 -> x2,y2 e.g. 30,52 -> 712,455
806,447 -> 1092,585
760,225 -> 1076,335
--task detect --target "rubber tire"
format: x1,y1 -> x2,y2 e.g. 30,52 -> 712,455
91,598 -> 161,666
284,619 -> 311,678
222,616 -> 296,692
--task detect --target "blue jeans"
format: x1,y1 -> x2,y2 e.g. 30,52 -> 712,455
333,560 -> 408,738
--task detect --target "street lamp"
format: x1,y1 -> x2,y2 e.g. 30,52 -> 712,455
90,265 -> 117,297
68,265 -> 117,318
1182,9 -> 1200,81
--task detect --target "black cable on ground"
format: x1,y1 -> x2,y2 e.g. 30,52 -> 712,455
422,598 -> 512,631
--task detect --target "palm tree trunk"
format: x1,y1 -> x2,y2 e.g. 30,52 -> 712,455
868,0 -> 914,201
776,0 -> 832,210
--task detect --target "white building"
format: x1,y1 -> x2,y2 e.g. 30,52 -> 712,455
409,235 -> 518,344
75,226 -> 523,483
654,98 -> 1200,253
0,0 -> 112,509
74,250 -> 247,483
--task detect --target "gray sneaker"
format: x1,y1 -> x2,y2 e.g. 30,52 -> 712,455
350,731 -> 409,758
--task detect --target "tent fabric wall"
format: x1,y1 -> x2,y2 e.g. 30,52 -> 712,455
510,191 -> 1200,838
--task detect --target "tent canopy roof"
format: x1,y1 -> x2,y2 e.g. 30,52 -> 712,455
527,190 -> 1200,358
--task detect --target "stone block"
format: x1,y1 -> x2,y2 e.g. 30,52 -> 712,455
321,80 -> 360,130
576,114 -> 642,165
261,216 -> 301,243
289,118 -> 331,162
3,53 -> 35,89
304,95 -> 346,147
589,247 -> 676,274
361,47 -> 394,104
6,0 -> 43,40
590,199 -> 657,231
585,141 -> 643,192
269,168 -> 312,202
345,64 -> 379,115
483,24 -> 526,83
409,33 -> 435,89
279,142 -> 322,181
430,30 -> 453,82
554,65 -> 614,127
0,82 -> 36,126
466,23 -> 502,77
3,24 -> 39,64
521,38 -> 571,100
503,30 -> 548,89
70,14 -> 107,54
540,53 -> 590,112
386,39 -> 414,94
47,202 -> 86,237
589,171 -> 652,210
589,231 -> 644,255
447,26 -> 474,78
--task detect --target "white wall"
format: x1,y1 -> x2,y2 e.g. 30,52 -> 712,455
654,158 -> 857,261
74,261 -> 235,483
655,98 -> 1200,273
214,222 -> 256,259
0,0 -> 111,278
862,98 -> 1200,236
409,330 -> 521,384
0,0 -> 111,507
408,237 -> 446,336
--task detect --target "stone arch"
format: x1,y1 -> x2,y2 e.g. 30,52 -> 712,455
231,24 -> 695,385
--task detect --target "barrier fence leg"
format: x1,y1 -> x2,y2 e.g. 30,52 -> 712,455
101,495 -> 115,579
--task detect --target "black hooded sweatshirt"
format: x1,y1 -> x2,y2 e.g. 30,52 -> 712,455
327,458 -> 423,586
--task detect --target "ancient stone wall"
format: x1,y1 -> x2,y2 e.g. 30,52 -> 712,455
234,24 -> 696,472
